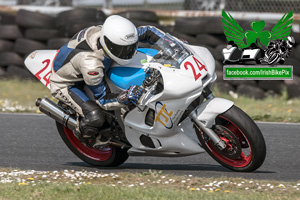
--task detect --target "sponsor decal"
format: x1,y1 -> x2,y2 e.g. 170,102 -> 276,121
154,101 -> 173,129
88,71 -> 99,76
29,51 -> 37,59
222,10 -> 295,80
172,110 -> 184,122
125,33 -> 135,39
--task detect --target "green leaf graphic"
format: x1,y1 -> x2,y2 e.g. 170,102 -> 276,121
222,10 -> 247,49
251,21 -> 265,32
222,10 -> 293,49
270,10 -> 293,41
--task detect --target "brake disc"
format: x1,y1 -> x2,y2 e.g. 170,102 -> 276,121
212,125 -> 242,159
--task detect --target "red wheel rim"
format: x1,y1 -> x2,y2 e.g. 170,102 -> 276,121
63,126 -> 113,161
203,116 -> 252,168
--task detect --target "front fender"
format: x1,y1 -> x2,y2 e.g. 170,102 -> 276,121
196,98 -> 234,128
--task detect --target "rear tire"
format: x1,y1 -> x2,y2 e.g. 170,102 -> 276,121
267,52 -> 279,65
195,105 -> 266,172
56,122 -> 129,167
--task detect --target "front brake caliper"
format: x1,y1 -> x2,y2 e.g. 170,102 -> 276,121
212,125 -> 242,159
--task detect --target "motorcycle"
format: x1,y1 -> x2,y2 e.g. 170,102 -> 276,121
263,38 -> 294,65
24,33 -> 266,172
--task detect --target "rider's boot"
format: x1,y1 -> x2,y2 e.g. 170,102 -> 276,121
79,100 -> 105,137
73,100 -> 108,146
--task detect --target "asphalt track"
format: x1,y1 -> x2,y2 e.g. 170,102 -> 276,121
0,113 -> 300,181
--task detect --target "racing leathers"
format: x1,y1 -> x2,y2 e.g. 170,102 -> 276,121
50,25 -> 165,136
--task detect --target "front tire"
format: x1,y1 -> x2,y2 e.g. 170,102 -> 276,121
195,105 -> 266,172
56,122 -> 129,167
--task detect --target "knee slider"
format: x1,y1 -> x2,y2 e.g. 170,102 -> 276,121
84,109 -> 105,128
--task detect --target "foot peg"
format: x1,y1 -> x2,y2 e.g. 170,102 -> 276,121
93,135 -> 111,149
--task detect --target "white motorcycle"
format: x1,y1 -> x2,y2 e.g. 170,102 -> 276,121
25,33 -> 266,172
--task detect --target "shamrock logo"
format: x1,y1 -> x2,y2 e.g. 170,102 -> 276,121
222,10 -> 293,49
244,21 -> 271,47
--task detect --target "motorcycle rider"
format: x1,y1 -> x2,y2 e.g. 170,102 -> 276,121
50,15 -> 166,140
263,36 -> 295,64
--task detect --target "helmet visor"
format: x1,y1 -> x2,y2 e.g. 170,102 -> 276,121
104,36 -> 137,60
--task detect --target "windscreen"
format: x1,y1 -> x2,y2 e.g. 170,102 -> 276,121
152,33 -> 191,68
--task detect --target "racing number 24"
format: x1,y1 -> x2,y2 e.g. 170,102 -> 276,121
184,56 -> 207,81
35,59 -> 51,87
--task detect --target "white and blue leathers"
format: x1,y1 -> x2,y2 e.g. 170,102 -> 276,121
50,25 -> 165,116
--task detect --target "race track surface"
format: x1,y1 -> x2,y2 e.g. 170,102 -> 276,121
0,113 -> 299,181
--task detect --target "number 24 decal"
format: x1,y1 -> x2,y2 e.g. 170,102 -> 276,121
184,56 -> 207,81
35,59 -> 51,87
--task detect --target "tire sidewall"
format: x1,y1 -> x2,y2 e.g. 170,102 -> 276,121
56,122 -> 128,167
197,105 -> 266,172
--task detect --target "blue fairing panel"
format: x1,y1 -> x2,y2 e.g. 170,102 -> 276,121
107,67 -> 146,90
137,48 -> 159,57
107,48 -> 159,90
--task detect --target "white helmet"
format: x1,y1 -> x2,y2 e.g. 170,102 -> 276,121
100,15 -> 138,65
286,36 -> 295,48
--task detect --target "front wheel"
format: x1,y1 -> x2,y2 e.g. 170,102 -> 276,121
56,122 -> 129,167
195,105 -> 266,172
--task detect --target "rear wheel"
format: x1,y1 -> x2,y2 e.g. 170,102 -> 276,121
267,52 -> 279,64
56,122 -> 129,167
195,105 -> 266,172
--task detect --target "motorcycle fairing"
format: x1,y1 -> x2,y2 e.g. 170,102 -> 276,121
189,45 -> 216,77
24,50 -> 58,89
195,98 -> 234,128
124,105 -> 205,157
123,97 -> 234,156
122,48 -> 218,156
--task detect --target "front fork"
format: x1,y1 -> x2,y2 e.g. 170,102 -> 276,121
189,87 -> 227,150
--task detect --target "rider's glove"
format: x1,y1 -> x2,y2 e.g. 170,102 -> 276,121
117,85 -> 144,105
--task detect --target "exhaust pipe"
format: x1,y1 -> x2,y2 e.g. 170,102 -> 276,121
36,98 -> 78,130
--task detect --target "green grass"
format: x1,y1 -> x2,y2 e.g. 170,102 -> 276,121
1,183 -> 298,200
0,169 -> 299,200
0,79 -> 52,112
0,78 -> 51,105
213,87 -> 300,123
0,79 -> 300,123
